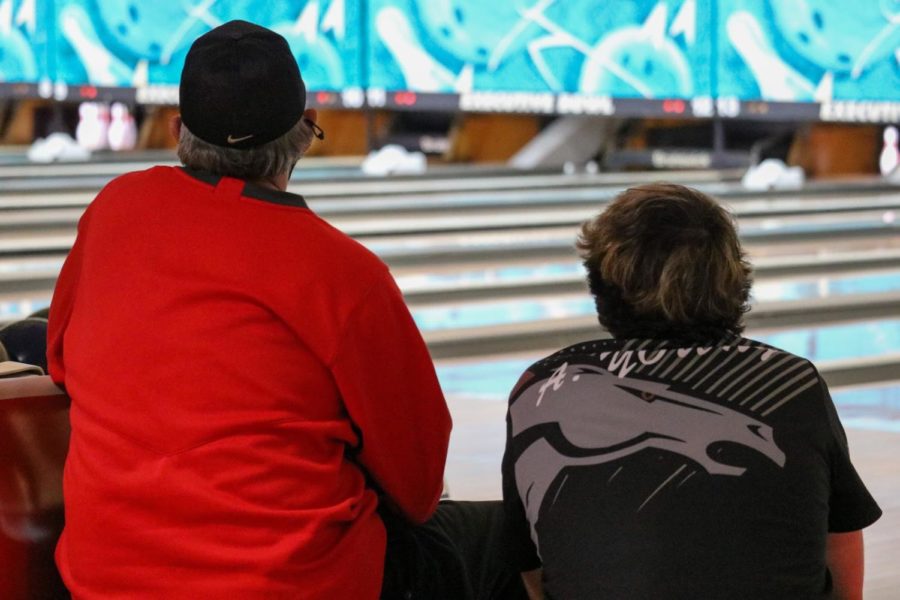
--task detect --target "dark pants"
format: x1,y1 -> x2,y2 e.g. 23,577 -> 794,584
380,500 -> 528,600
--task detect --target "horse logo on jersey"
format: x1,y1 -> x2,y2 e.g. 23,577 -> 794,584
510,364 -> 786,551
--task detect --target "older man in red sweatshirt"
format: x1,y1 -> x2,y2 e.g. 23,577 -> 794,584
47,20 -> 467,600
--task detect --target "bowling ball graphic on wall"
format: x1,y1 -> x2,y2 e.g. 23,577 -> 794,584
413,0 -> 535,66
58,1 -> 321,86
56,0 -> 205,85
272,26 -> 346,90
89,0 -> 298,64
89,0 -> 203,63
767,0 -> 900,75
580,5 -> 693,98
0,27 -> 38,82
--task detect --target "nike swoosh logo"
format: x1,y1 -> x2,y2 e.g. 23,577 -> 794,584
227,134 -> 254,144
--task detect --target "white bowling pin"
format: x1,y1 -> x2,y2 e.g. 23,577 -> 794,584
880,126 -> 899,176
96,103 -> 110,150
107,102 -> 125,151
108,102 -> 137,151
76,102 -> 105,151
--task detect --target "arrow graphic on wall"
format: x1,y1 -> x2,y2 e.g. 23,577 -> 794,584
0,0 -> 12,35
322,0 -> 345,41
293,0 -> 320,43
670,0 -> 696,46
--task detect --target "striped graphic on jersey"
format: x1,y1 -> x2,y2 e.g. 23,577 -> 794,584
538,337 -> 818,419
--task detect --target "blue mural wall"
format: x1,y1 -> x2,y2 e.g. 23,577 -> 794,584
1,0 -> 899,104
367,0 -> 713,98
2,0 -> 361,90
0,0 -> 52,83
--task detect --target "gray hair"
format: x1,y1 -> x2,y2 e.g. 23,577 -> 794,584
177,118 -> 315,180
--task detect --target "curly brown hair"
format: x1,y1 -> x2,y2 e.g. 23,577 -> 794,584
576,183 -> 752,342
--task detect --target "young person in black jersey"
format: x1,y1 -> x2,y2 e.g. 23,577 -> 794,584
502,183 -> 881,600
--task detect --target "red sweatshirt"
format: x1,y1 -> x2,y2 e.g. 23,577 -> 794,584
47,166 -> 451,599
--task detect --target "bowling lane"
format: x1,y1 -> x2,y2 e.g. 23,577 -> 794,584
317,197 -> 900,237
0,158 -> 176,179
0,160 -> 365,194
364,217 -> 900,268
5,200 -> 896,270
395,247 -> 900,304
4,228 -> 900,308
836,384 -> 900,432
0,162 -> 738,196
409,268 -> 900,333
4,174 -> 899,223
7,257 -> 900,362
0,168 -> 743,218
0,153 -> 360,181
308,186 -> 900,225
3,229 -> 900,322
0,192 -> 97,210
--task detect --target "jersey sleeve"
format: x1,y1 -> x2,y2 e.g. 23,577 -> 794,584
818,378 -> 882,532
329,273 -> 451,524
501,371 -> 543,572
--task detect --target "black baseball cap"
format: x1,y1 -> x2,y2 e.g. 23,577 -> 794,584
179,20 -> 306,150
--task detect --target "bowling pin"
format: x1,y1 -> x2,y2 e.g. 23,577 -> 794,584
108,102 -> 137,151
97,103 -> 110,151
880,126 -> 899,177
76,102 -> 106,151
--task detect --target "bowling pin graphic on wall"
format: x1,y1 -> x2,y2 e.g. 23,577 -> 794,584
375,6 -> 459,92
726,11 -> 818,101
59,3 -> 132,86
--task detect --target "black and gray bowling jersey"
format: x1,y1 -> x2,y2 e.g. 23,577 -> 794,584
501,336 -> 881,600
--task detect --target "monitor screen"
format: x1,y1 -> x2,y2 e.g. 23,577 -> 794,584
366,0 -> 713,99
3,0 -> 899,121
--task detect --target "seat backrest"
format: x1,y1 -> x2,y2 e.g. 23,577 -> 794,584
0,371 -> 70,599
